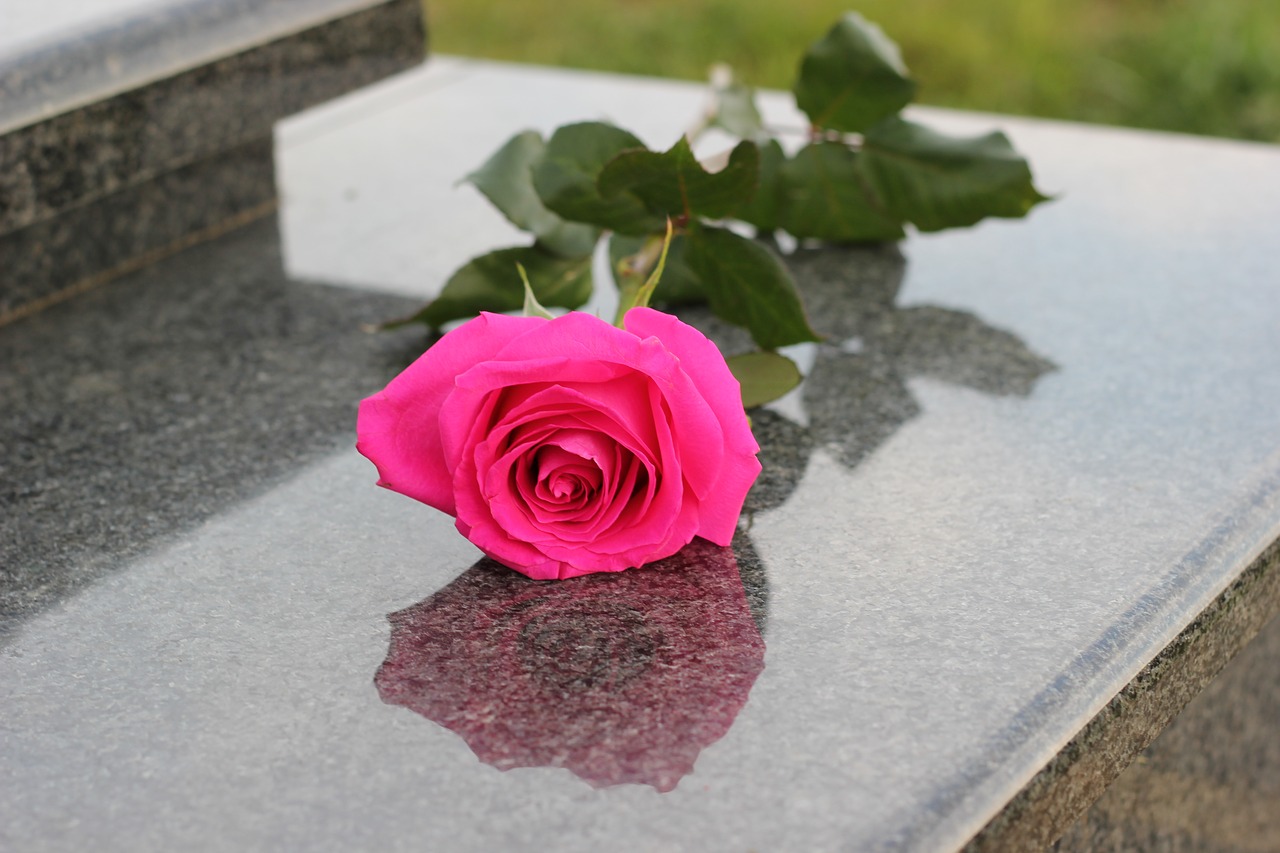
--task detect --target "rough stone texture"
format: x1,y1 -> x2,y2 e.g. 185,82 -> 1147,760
0,0 -> 423,236
0,138 -> 276,324
0,0 -> 424,322
1056,611 -> 1280,852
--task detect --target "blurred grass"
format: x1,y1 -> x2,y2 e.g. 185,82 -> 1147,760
423,0 -> 1280,142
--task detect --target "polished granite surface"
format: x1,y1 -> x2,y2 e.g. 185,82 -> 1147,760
3,59 -> 1280,851
0,0 -> 402,133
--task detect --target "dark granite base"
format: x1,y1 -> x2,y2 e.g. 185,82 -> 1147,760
0,138 -> 276,324
0,216 -> 425,639
1055,609 -> 1280,852
0,0 -> 423,237
962,535 -> 1280,851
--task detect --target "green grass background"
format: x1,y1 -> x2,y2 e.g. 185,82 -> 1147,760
423,0 -> 1280,142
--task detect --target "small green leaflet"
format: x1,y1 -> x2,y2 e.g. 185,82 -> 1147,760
793,12 -> 916,133
734,138 -> 787,233
464,130 -> 600,259
727,351 -> 803,409
391,244 -> 592,330
780,142 -> 905,242
859,117 -> 1051,231
598,137 -> 760,221
705,65 -> 767,140
685,225 -> 822,350
531,122 -> 665,235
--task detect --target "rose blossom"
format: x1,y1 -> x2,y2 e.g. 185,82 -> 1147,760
356,308 -> 761,580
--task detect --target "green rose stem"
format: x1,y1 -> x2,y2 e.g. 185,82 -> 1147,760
613,219 -> 674,326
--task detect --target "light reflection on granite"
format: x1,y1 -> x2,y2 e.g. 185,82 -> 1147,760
376,535 -> 767,792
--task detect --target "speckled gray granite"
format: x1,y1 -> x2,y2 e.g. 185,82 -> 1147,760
0,138 -> 276,323
3,60 -> 1280,851
0,216 -> 424,635
0,0 -> 423,321
0,0 -> 422,235
1057,609 -> 1280,852
0,0 -> 405,133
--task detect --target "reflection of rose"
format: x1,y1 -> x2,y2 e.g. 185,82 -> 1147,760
357,309 -> 761,580
374,537 -> 765,792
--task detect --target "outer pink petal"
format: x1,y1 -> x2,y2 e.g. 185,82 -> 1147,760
468,311 -> 727,496
623,307 -> 762,545
356,312 -> 546,515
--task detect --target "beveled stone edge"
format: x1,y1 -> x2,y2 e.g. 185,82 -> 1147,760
960,533 -> 1280,852
0,199 -> 278,329
0,0 -> 397,135
0,0 -> 424,236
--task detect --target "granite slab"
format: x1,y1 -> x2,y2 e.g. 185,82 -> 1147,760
3,59 -> 1280,851
0,0 -> 424,322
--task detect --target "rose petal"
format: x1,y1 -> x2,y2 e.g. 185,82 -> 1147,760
624,307 -> 762,544
356,313 -> 546,514
467,314 -> 724,466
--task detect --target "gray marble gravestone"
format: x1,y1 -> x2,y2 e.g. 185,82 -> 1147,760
3,57 -> 1280,852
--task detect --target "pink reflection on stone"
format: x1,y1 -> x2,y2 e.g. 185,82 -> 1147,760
374,538 -> 766,792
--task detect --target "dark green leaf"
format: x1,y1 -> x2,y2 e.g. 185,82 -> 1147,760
465,130 -> 599,258
779,142 -> 905,242
858,116 -> 1051,231
727,351 -> 803,408
793,12 -> 916,133
598,137 -> 760,220
734,138 -> 787,232
395,245 -> 592,329
609,232 -> 704,306
685,225 -> 822,349
531,122 -> 664,235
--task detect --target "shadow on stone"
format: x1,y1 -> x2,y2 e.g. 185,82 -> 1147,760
683,242 -> 1057,515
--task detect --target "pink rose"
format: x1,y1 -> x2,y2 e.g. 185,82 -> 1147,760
356,308 -> 761,579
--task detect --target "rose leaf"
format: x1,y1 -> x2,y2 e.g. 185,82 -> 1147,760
858,116 -> 1053,231
733,138 -> 787,233
393,245 -> 593,330
727,351 -> 803,409
598,136 -> 760,221
464,130 -> 600,258
684,224 -> 822,349
779,142 -> 906,242
793,12 -> 916,133
531,122 -> 666,235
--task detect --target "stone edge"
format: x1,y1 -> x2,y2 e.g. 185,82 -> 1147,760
0,0 -> 424,236
960,533 -> 1280,852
